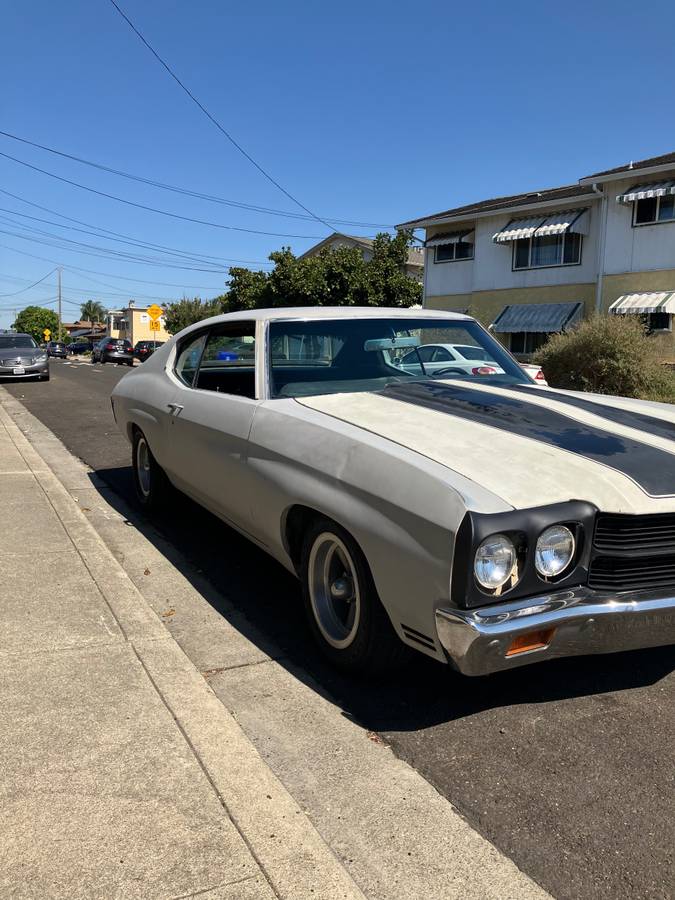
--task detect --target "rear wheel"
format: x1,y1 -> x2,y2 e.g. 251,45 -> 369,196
132,429 -> 169,510
301,518 -> 406,675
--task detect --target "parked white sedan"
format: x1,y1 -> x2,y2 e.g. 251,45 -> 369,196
396,342 -> 505,377
111,307 -> 675,676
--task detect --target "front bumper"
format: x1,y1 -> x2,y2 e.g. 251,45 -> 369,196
0,362 -> 49,379
436,587 -> 675,676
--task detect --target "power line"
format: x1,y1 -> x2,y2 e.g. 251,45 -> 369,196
0,223 -> 234,273
106,0 -> 334,231
1,188 -> 272,267
0,149 -> 323,239
0,267 -> 56,297
0,243 -> 244,288
0,130 -> 390,228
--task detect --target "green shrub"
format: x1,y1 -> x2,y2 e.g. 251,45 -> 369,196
534,315 -> 674,400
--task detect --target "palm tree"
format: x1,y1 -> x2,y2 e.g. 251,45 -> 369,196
80,300 -> 107,324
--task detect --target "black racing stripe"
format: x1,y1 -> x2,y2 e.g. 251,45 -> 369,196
512,386 -> 675,441
380,381 -> 675,498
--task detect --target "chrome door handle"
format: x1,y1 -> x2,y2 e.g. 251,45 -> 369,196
167,402 -> 184,414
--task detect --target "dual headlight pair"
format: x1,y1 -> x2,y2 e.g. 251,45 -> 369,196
474,525 -> 575,591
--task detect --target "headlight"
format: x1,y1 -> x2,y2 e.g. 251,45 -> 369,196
535,525 -> 575,578
34,354 -> 48,363
474,533 -> 517,590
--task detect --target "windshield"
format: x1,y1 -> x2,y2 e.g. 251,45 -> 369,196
0,334 -> 37,350
269,318 -> 529,398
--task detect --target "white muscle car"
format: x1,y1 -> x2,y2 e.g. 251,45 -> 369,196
111,307 -> 675,675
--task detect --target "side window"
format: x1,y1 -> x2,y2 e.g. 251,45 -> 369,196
197,323 -> 256,398
432,348 -> 452,362
175,333 -> 207,387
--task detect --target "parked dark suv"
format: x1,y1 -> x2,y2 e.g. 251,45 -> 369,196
92,337 -> 134,366
46,340 -> 68,359
133,340 -> 164,362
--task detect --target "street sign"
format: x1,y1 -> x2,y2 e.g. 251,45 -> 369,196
43,328 -> 51,340
149,320 -> 161,331
147,304 -> 164,321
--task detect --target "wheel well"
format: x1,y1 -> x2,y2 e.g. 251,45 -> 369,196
284,505 -> 322,572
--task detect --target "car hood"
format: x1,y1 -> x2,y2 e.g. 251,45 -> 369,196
297,381 -> 675,514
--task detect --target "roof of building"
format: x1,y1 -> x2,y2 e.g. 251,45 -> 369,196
398,184 -> 593,229
584,150 -> 675,179
398,149 -> 675,228
299,232 -> 424,268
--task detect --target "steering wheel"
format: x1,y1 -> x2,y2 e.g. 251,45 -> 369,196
433,367 -> 466,377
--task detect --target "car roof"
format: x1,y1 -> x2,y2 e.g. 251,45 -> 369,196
187,306 -> 473,326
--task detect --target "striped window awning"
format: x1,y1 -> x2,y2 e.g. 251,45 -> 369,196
609,292 -> 675,315
426,230 -> 474,248
493,209 -> 590,243
617,181 -> 675,204
491,301 -> 583,334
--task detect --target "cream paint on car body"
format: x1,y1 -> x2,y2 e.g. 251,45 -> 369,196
297,385 -> 675,515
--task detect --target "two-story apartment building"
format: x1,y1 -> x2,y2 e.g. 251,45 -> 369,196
398,151 -> 675,356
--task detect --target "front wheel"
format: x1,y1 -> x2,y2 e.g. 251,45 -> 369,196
132,429 -> 169,510
301,519 -> 406,675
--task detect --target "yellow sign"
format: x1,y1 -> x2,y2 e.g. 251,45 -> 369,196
43,328 -> 51,340
149,320 -> 161,331
146,304 -> 164,321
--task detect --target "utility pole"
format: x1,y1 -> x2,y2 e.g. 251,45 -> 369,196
57,267 -> 62,341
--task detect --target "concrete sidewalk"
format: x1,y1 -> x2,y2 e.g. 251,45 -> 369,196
0,402 -> 364,899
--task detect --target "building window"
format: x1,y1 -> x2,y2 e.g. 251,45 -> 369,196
513,232 -> 582,270
634,195 -> 675,225
646,312 -> 672,333
509,332 -> 549,354
434,241 -> 474,263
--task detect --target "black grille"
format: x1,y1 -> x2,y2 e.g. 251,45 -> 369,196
590,513 -> 675,592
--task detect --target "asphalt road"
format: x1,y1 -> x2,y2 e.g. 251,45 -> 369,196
5,358 -> 674,900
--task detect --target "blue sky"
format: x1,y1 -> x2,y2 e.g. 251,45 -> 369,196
1,0 -> 674,329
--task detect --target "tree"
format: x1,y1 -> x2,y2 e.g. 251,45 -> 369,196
13,306 -> 60,343
221,230 -> 422,311
80,300 -> 107,323
163,296 -> 221,335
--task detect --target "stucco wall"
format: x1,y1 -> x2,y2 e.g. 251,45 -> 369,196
425,203 -> 600,299
425,283 -> 596,326
603,176 -> 675,275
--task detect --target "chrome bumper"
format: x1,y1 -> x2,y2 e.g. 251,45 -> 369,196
435,587 -> 675,676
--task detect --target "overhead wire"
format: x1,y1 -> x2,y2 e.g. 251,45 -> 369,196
0,149 -> 323,239
106,0 -> 334,231
0,130 -> 390,229
0,267 -> 57,297
0,188 -> 274,267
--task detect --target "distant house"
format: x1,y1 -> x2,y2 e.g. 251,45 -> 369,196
299,232 -> 424,282
106,303 -> 170,344
398,149 -> 675,357
63,320 -> 106,342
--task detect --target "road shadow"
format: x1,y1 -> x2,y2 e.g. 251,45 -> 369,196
90,465 -> 675,734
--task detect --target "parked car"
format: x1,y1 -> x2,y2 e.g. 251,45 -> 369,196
92,337 -> 134,365
66,340 -> 92,355
111,307 -> 675,676
0,332 -> 49,381
46,340 -> 68,359
520,362 -> 548,386
396,342 -> 505,377
133,340 -> 164,362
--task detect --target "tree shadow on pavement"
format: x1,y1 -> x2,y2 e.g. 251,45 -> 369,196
90,465 -> 675,735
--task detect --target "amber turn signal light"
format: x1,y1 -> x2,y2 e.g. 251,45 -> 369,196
505,628 -> 556,657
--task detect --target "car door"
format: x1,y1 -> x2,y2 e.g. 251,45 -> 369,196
165,321 -> 261,532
